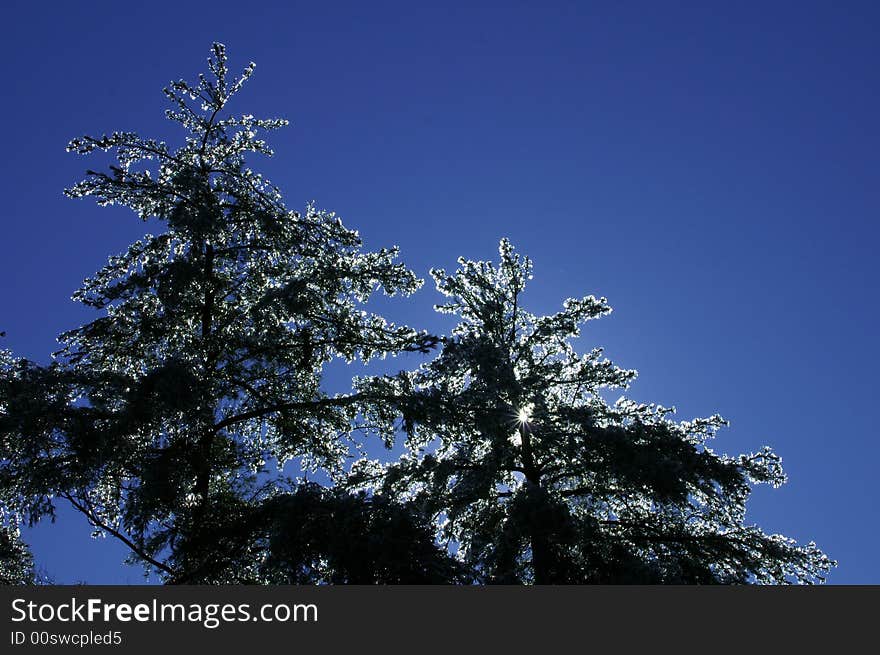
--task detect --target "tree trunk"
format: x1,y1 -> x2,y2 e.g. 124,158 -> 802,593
195,242 -> 215,512
519,422 -> 552,584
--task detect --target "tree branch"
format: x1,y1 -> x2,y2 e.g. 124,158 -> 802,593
213,393 -> 377,433
60,492 -> 175,577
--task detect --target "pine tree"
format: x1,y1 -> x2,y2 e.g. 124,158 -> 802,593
354,239 -> 835,584
0,44 -> 442,583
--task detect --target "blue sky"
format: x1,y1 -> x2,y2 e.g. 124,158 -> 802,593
1,0 -> 877,583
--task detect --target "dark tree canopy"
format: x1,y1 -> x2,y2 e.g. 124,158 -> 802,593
0,45 -> 833,585
0,524 -> 36,585
168,483 -> 466,584
353,240 -> 834,584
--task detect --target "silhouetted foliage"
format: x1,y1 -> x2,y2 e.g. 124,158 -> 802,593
354,240 -> 835,584
0,44 -> 436,583
168,483 -> 466,584
0,524 -> 36,585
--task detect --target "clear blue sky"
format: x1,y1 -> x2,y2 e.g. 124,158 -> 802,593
1,0 -> 877,584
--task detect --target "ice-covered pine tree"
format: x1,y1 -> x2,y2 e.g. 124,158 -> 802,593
0,44 -> 443,583
354,239 -> 835,584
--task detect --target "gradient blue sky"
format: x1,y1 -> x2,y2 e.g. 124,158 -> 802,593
1,1 -> 877,584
